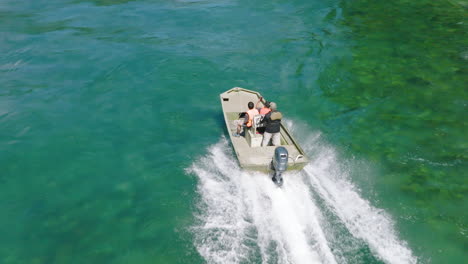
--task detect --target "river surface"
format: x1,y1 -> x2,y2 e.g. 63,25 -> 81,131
0,0 -> 466,263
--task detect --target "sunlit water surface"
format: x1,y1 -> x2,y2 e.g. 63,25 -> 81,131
0,0 -> 466,263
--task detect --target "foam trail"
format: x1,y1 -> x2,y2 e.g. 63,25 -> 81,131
188,138 -> 336,264
288,121 -> 418,264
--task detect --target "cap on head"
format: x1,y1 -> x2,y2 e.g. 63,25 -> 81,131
270,102 -> 277,111
248,101 -> 254,109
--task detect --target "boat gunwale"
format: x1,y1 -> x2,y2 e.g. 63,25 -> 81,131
220,87 -> 307,171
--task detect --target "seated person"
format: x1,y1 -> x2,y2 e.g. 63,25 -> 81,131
256,97 -> 272,115
255,97 -> 271,134
233,102 -> 260,137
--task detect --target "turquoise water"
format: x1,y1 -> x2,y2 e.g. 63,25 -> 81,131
0,0 -> 466,263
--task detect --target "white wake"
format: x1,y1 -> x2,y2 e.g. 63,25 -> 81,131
188,138 -> 335,264
188,123 -> 417,264
289,121 -> 418,264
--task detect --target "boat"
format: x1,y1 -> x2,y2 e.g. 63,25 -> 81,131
220,87 -> 308,185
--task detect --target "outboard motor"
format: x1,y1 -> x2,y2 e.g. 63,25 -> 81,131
271,146 -> 288,186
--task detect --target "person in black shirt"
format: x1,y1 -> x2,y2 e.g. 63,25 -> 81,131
261,102 -> 282,146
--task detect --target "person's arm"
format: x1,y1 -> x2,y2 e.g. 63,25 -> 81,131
256,97 -> 264,109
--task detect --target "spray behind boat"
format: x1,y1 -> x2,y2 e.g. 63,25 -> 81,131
270,146 -> 288,186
